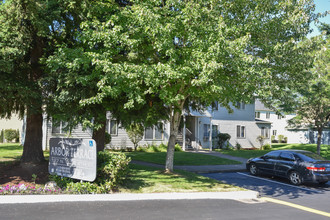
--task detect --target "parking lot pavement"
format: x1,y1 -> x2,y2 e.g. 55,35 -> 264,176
202,172 -> 330,213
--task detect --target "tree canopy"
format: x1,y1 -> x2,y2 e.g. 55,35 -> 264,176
49,0 -> 317,171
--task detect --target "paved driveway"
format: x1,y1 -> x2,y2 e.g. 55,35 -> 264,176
203,172 -> 330,213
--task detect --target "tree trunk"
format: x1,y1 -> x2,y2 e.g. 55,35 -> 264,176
21,107 -> 45,163
165,110 -> 182,172
316,127 -> 323,155
93,120 -> 106,152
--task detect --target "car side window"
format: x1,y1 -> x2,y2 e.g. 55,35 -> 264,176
264,151 -> 281,159
279,152 -> 295,161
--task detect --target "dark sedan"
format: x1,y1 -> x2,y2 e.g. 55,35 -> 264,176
246,150 -> 330,185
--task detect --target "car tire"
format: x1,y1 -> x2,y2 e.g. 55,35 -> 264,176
289,171 -> 302,185
249,163 -> 258,176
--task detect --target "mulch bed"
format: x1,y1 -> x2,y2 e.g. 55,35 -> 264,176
0,161 -> 49,187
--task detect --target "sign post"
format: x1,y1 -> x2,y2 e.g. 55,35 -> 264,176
49,138 -> 97,182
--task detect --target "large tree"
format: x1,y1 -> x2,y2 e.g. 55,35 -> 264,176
287,36 -> 329,155
0,0 -> 90,163
73,0 -> 318,172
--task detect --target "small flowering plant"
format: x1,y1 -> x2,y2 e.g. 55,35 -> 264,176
0,183 -> 62,195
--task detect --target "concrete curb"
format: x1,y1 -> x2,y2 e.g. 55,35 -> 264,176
0,191 -> 259,204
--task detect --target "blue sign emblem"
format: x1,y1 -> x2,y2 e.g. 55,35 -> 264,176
89,141 -> 93,147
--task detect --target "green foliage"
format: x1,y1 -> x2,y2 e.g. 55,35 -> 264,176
262,144 -> 271,150
217,133 -> 231,149
50,151 -> 131,193
256,135 -> 266,148
278,135 -> 284,143
137,143 -> 180,152
320,145 -> 330,158
105,132 -> 111,145
4,129 -> 19,142
125,123 -> 144,151
175,144 -> 183,152
235,143 -> 242,150
0,130 -> 3,143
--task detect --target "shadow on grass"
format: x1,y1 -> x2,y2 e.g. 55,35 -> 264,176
121,163 -> 236,192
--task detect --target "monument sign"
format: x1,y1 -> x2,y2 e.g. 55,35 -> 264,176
49,138 -> 97,182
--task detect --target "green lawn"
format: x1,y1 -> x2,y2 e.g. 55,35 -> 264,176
0,143 -> 49,165
126,151 -> 241,166
0,143 -> 23,161
120,163 -> 242,193
220,143 -> 330,160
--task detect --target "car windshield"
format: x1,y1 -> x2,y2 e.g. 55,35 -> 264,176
297,152 -> 325,162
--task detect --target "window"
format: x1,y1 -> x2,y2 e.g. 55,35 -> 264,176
212,101 -> 219,111
279,152 -> 295,161
236,125 -> 246,138
272,130 -> 277,136
52,121 -> 68,134
255,112 -> 260,118
212,125 -> 218,139
144,124 -> 163,140
264,151 -> 281,160
277,114 -> 282,119
108,119 -> 118,135
261,127 -> 269,138
236,102 -> 245,110
203,124 -> 210,140
266,112 -> 270,119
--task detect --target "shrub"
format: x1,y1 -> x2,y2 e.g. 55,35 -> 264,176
175,143 -> 183,152
4,129 -> 19,142
126,123 -> 144,151
50,151 -> 131,193
283,137 -> 288,143
0,129 -> 3,143
320,145 -> 330,158
217,133 -> 231,149
271,135 -> 276,143
105,132 -> 111,144
278,135 -> 284,143
256,135 -> 266,148
235,143 -> 242,150
262,144 -> 271,150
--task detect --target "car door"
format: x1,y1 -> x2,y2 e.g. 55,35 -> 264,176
258,151 -> 281,175
275,152 -> 296,177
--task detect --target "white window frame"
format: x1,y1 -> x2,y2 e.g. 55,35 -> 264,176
107,119 -> 118,136
203,124 -> 210,141
272,130 -> 277,136
261,127 -> 270,138
236,102 -> 245,110
255,112 -> 260,118
144,123 -> 164,140
52,121 -> 68,135
266,112 -> 270,119
236,125 -> 246,138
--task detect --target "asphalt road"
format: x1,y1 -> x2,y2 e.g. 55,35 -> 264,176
1,199 -> 329,220
202,172 -> 330,213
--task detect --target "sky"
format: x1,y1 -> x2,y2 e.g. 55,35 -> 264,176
309,0 -> 330,37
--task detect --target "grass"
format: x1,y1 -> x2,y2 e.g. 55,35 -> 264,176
0,143 -> 23,163
219,143 -> 330,160
125,151 -> 241,166
0,143 -> 49,166
120,163 -> 243,193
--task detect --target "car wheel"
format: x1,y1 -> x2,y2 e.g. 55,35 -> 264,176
249,163 -> 258,176
289,171 -> 302,185
318,181 -> 328,185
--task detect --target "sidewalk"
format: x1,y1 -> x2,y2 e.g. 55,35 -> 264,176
132,150 -> 248,173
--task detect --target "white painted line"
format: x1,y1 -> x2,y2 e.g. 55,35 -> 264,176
237,172 -> 321,193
